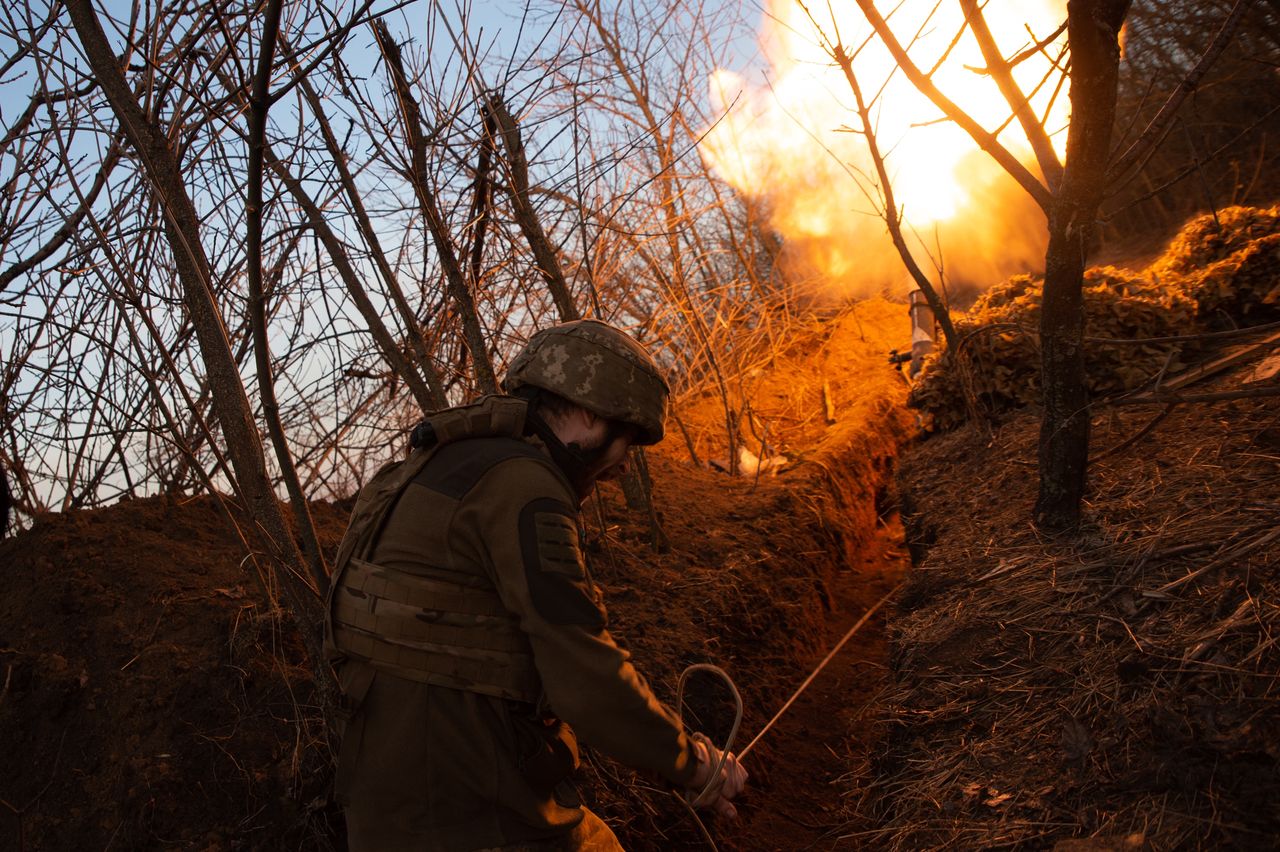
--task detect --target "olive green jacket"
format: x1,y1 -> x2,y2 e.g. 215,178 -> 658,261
334,434 -> 698,851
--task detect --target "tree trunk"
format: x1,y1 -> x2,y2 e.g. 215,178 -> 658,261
66,0 -> 335,705
246,0 -> 328,589
1034,0 -> 1132,530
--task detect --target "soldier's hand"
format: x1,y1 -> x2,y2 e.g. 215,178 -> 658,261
687,732 -> 748,819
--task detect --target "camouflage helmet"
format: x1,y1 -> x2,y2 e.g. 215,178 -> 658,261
504,319 -> 669,445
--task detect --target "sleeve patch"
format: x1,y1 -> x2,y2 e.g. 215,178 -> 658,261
534,512 -> 585,577
519,498 -> 606,629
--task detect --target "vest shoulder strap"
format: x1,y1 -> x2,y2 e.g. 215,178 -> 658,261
332,394 -> 532,570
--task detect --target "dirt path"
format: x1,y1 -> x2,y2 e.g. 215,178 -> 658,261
720,516 -> 908,851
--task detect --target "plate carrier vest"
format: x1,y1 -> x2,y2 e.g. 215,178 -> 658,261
324,396 -> 544,703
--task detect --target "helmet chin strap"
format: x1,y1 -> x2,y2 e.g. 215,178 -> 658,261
520,395 -> 613,494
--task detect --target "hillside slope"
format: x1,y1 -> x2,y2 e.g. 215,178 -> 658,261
0,300 -> 917,851
888,346 -> 1279,849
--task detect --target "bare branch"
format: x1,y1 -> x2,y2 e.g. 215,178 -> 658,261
374,20 -> 497,395
829,39 -> 957,347
853,0 -> 1054,211
1108,385 -> 1280,405
246,0 -> 327,585
288,60 -> 448,410
0,135 -> 122,292
485,92 -> 580,322
263,144 -> 444,413
465,106 -> 496,293
1108,0 -> 1255,182
959,0 -> 1064,189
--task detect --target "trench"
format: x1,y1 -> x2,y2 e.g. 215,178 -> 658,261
726,513 -> 909,851
587,414 -> 915,849
578,303 -> 919,851
0,302 -> 919,850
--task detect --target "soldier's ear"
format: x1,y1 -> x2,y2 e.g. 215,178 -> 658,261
574,406 -> 601,430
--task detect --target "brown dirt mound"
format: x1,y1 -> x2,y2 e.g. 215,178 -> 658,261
0,300 -> 917,850
1150,205 -> 1280,278
884,351 -> 1280,848
909,267 -> 1200,430
0,495 -> 352,849
910,204 -> 1280,431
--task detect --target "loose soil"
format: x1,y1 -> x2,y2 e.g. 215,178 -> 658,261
0,301 -> 915,851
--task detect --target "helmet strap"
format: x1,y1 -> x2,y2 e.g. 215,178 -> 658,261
519,388 -> 614,494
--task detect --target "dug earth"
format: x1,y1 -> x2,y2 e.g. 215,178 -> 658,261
0,301 -> 916,851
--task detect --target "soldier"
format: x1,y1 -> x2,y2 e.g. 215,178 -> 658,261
326,319 -> 748,851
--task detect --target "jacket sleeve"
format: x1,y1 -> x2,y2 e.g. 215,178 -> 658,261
454,456 -> 699,787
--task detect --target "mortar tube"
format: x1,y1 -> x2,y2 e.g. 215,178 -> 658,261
908,289 -> 937,378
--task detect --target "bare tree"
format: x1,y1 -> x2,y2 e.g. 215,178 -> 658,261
1036,0 -> 1132,529
821,34 -> 958,349
63,0 -> 333,694
0,1 -> 809,690
840,0 -> 1251,529
1104,0 -> 1276,237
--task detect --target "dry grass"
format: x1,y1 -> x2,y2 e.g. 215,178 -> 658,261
872,364 -> 1280,849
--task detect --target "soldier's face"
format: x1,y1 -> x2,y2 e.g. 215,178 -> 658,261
579,420 -> 634,485
551,407 -> 637,498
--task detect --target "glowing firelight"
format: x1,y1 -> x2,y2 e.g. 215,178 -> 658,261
701,0 -> 1071,298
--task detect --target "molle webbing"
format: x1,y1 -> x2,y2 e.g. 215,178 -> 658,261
331,395 -> 530,574
325,399 -> 543,704
412,394 -> 529,450
331,558 -> 540,703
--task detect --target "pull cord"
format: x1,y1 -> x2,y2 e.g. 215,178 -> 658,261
737,581 -> 902,761
674,663 -> 743,852
668,582 -> 903,849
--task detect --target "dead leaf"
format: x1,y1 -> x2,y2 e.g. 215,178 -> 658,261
1246,351 -> 1280,384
